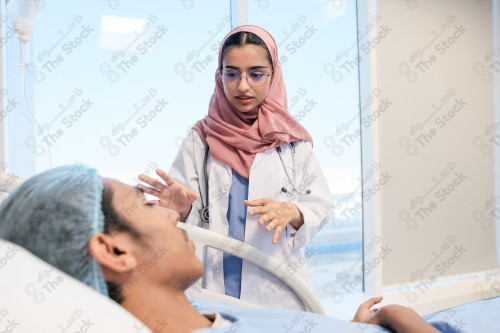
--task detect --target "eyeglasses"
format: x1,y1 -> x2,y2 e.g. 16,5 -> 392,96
219,68 -> 272,87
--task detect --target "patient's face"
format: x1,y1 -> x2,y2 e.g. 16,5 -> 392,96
102,178 -> 203,289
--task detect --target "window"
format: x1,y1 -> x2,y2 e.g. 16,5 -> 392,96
3,1 -> 231,181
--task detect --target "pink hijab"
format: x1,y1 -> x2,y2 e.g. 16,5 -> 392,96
194,25 -> 313,179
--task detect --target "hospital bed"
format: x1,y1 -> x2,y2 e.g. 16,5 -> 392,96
176,222 -> 325,314
2,238 -> 500,333
2,173 -> 500,332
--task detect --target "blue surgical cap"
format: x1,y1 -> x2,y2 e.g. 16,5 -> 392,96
0,164 -> 108,296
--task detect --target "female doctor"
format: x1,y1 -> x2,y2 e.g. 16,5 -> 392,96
138,25 -> 334,310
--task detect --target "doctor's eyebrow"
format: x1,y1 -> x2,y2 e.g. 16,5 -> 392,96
223,65 -> 270,70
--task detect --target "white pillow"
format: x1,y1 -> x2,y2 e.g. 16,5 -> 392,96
0,240 -> 151,333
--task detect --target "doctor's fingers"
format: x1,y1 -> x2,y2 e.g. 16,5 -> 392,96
244,198 -> 270,207
155,168 -> 176,185
264,216 -> 282,231
138,173 -> 166,191
272,223 -> 285,244
137,183 -> 161,197
257,210 -> 279,226
248,205 -> 271,218
255,206 -> 292,225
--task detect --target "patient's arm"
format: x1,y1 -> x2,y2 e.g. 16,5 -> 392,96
368,305 -> 440,333
352,297 -> 439,332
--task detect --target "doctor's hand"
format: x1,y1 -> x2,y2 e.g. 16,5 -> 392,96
137,168 -> 198,221
351,296 -> 383,323
244,199 -> 304,244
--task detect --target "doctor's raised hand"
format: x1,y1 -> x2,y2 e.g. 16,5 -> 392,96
137,168 -> 197,220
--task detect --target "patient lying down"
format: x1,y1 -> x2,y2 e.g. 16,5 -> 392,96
0,165 -> 439,333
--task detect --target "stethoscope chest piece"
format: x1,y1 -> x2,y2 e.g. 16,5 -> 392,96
199,145 -> 211,223
199,206 -> 209,223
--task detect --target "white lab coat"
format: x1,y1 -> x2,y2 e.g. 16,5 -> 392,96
170,129 -> 334,310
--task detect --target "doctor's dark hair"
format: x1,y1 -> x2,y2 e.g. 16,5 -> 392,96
220,31 -> 273,68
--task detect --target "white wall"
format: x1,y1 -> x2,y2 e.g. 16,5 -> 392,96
360,0 -> 500,314
1,5 -> 5,169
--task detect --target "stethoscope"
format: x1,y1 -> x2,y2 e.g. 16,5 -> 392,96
199,142 -> 311,223
276,143 -> 312,196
